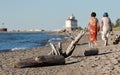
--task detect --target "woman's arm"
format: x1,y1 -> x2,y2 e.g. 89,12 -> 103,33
96,18 -> 100,32
109,18 -> 112,31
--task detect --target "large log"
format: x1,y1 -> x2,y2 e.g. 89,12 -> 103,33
14,55 -> 65,68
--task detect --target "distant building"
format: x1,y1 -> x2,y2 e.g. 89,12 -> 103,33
0,22 -> 7,32
0,28 -> 7,32
65,14 -> 78,31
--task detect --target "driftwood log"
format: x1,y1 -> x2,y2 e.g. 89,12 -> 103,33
14,55 -> 65,68
14,30 -> 86,68
84,48 -> 99,56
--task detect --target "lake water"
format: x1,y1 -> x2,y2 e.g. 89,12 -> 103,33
0,32 -> 65,52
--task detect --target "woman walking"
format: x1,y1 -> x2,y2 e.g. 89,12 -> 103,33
87,12 -> 99,48
100,12 -> 112,46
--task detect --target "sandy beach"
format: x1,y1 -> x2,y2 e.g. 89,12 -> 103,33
0,31 -> 120,75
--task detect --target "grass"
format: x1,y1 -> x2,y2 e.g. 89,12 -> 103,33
113,26 -> 120,31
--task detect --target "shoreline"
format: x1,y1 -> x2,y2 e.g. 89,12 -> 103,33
0,31 -> 120,75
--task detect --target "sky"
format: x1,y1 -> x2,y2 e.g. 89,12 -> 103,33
0,0 -> 120,31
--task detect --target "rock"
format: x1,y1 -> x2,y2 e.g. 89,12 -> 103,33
110,58 -> 118,65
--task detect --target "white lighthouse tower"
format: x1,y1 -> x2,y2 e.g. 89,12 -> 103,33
65,14 -> 78,31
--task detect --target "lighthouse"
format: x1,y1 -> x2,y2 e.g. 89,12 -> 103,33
65,14 -> 78,31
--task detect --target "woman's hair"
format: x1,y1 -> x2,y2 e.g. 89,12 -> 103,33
91,12 -> 96,17
103,12 -> 108,17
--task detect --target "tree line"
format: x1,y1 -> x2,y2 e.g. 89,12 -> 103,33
112,18 -> 120,27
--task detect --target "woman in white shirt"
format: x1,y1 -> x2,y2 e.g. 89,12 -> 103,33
100,12 -> 112,46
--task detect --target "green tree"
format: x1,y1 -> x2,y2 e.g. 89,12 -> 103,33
111,22 -> 114,27
115,18 -> 120,27
77,26 -> 83,31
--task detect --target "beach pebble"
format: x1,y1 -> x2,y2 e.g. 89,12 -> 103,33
91,63 -> 98,68
110,58 -> 118,65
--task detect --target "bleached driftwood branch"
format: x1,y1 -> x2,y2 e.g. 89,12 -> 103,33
49,30 -> 85,58
64,30 -> 85,57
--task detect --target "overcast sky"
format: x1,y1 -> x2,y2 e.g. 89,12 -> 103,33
0,0 -> 120,31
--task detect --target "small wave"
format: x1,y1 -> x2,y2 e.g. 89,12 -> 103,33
46,38 -> 62,46
11,47 -> 27,51
48,38 -> 62,43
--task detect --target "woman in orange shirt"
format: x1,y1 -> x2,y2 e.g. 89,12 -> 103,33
87,12 -> 99,48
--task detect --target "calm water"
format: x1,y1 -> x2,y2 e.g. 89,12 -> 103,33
0,32 -> 65,52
